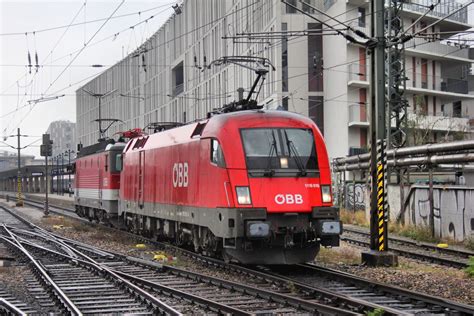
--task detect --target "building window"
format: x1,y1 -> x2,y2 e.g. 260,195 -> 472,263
453,101 -> 462,118
282,96 -> 289,111
285,0 -> 297,13
412,57 -> 416,87
172,62 -> 184,96
421,58 -> 428,89
308,23 -> 323,91
358,8 -> 366,27
359,48 -> 366,81
323,0 -> 335,10
359,89 -> 367,122
302,0 -> 314,13
282,23 -> 289,92
309,96 -> 324,135
423,95 -> 428,115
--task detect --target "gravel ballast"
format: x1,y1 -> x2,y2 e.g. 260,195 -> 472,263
3,201 -> 474,307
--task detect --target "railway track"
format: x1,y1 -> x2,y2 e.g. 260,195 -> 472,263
0,290 -> 32,315
2,196 -> 473,315
342,225 -> 473,268
259,264 -> 474,315
11,193 -> 474,269
0,204 -> 368,315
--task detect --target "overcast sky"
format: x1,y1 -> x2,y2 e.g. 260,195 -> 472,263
1,0 -> 174,157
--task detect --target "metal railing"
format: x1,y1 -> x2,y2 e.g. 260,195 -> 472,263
402,0 -> 468,24
405,37 -> 470,60
172,83 -> 184,96
406,72 -> 468,94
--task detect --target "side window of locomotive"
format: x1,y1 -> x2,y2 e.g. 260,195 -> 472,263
105,154 -> 109,172
210,139 -> 226,168
115,154 -> 123,172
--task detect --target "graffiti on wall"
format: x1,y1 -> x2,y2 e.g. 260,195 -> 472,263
343,183 -> 368,211
404,186 -> 474,241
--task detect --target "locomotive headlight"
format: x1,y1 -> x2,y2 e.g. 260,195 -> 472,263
236,186 -> 252,205
321,185 -> 332,203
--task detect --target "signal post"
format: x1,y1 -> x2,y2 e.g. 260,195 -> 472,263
40,134 -> 53,217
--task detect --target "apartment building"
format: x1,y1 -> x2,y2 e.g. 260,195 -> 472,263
330,0 -> 473,157
76,0 -> 473,160
46,120 -> 76,157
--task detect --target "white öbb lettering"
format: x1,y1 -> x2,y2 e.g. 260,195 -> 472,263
274,194 -> 303,205
173,162 -> 189,188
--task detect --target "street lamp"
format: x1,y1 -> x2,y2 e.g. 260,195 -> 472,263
60,153 -> 65,195
64,149 -> 75,197
55,155 -> 60,195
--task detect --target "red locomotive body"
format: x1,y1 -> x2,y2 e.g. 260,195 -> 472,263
74,141 -> 124,221
119,110 -> 341,264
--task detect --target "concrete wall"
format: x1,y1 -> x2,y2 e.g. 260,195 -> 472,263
338,182 -> 474,241
391,184 -> 474,241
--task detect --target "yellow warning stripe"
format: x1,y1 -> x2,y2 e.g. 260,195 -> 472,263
376,161 -> 385,251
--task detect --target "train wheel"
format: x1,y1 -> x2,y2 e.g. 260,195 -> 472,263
201,229 -> 219,257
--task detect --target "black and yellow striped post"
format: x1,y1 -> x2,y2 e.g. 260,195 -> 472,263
373,140 -> 388,252
361,0 -> 397,266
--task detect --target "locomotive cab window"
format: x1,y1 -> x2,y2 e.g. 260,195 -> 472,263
210,139 -> 226,168
241,128 -> 318,177
115,153 -> 123,172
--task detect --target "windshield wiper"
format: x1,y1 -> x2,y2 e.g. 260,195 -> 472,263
284,130 -> 307,176
264,131 -> 278,177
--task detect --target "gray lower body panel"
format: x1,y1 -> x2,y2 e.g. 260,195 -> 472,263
75,196 -> 118,216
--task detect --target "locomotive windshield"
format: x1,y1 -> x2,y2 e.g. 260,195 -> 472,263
241,128 -> 318,177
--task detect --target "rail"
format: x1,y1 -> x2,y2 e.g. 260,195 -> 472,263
0,298 -> 26,316
2,196 -> 473,315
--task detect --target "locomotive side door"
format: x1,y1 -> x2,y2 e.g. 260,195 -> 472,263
99,154 -> 106,206
138,151 -> 145,208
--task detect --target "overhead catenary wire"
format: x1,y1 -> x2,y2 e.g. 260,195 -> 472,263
0,2 -> 173,112
3,2 -> 87,135
0,2 -> 174,36
394,0 -> 473,45
7,1 -> 126,135
4,0 -> 474,133
1,2 -> 260,124
398,0 -> 441,41
1,0 -> 253,104
281,0 -> 368,46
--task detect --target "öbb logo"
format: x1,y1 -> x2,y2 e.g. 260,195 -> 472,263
172,162 -> 189,188
274,194 -> 303,205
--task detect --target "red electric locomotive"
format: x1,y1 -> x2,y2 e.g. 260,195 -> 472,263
74,140 -> 125,223
118,110 -> 341,264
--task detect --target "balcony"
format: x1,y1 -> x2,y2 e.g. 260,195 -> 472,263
348,103 -> 370,127
407,112 -> 470,132
440,79 -> 468,95
347,62 -> 369,87
346,62 -> 474,101
406,71 -> 470,96
405,37 -> 471,62
402,0 -> 468,25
